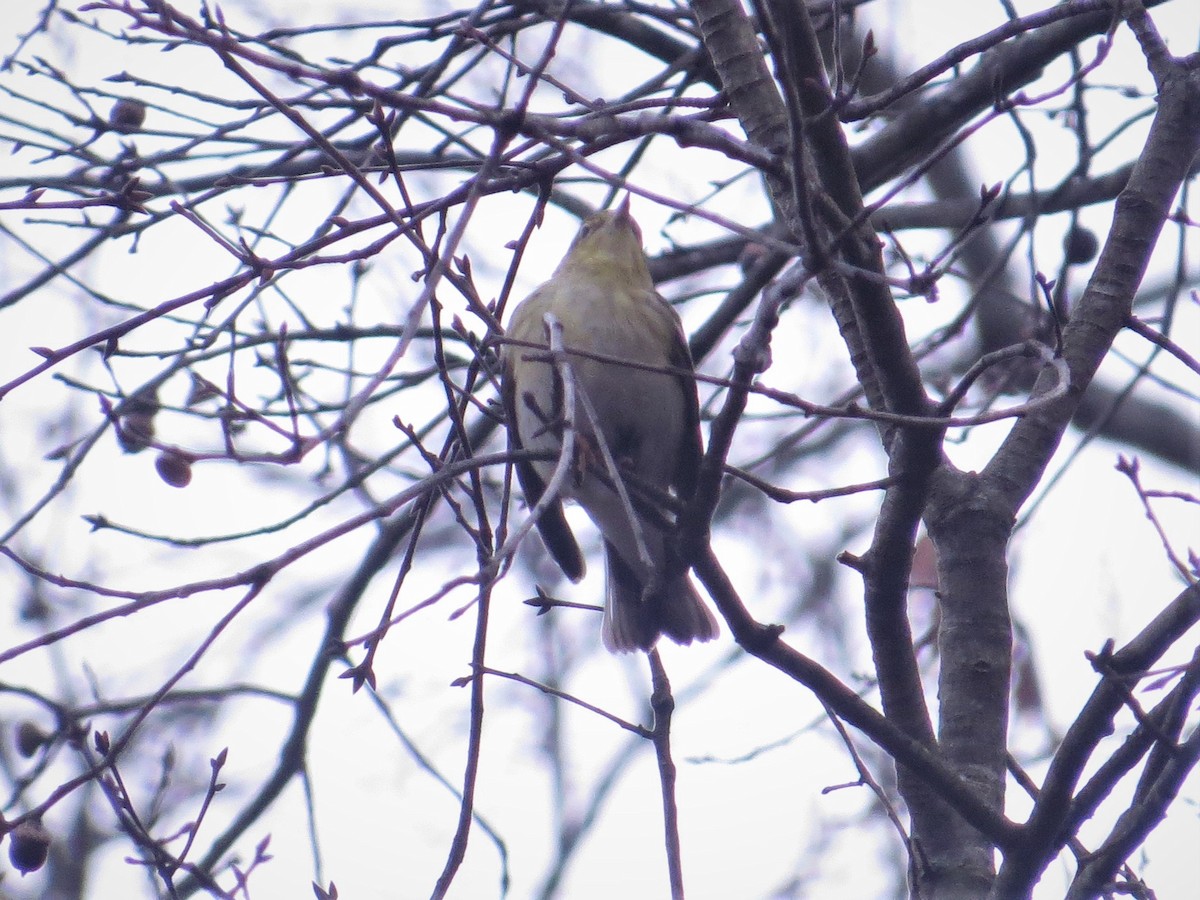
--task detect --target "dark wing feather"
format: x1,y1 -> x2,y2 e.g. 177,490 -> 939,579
501,350 -> 586,582
663,301 -> 703,501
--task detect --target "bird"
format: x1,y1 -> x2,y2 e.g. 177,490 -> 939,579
502,198 -> 719,652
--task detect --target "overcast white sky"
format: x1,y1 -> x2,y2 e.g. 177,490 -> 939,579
1,1 -> 1198,898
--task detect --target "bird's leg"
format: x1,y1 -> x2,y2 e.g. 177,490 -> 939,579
520,368 -> 569,442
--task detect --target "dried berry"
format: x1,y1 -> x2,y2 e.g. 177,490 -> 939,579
15,722 -> 49,758
155,451 -> 193,488
8,819 -> 51,875
109,98 -> 147,134
1063,226 -> 1099,265
116,387 -> 159,454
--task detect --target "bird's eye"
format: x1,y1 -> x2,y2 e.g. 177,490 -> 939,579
577,215 -> 604,238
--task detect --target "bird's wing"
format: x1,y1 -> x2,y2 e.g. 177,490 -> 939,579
661,296 -> 703,501
502,339 -> 587,583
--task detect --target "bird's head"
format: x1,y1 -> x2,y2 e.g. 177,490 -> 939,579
557,197 -> 652,287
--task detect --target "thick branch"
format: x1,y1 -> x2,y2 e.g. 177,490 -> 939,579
985,44 -> 1200,512
992,582 -> 1200,897
924,467 -> 1015,897
692,546 -> 1021,851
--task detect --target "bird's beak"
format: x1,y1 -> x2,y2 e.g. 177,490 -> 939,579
615,194 -> 632,223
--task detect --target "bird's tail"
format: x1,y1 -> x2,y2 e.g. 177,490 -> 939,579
601,542 -> 719,653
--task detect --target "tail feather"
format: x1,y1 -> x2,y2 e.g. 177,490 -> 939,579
601,542 -> 719,653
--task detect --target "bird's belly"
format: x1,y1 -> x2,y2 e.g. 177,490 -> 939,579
573,358 -> 682,481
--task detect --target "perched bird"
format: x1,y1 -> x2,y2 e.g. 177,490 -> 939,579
502,198 -> 719,652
